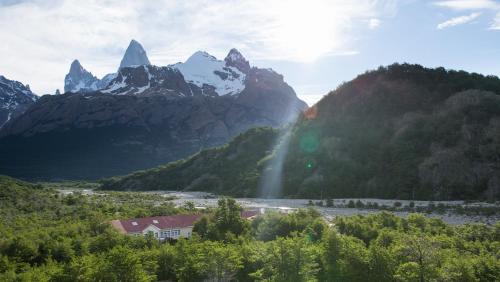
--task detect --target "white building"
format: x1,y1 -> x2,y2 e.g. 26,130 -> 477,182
111,211 -> 259,240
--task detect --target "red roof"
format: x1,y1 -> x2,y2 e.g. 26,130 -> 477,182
115,214 -> 202,233
241,210 -> 259,218
112,210 -> 260,234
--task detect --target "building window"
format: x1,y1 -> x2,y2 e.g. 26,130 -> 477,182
163,230 -> 171,237
172,229 -> 180,236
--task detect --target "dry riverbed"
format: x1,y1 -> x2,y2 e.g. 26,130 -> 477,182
57,189 -> 500,225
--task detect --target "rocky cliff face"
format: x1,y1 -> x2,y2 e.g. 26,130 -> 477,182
224,48 -> 251,74
0,75 -> 38,128
119,39 -> 151,69
64,60 -> 117,93
0,42 -> 306,180
64,60 -> 100,93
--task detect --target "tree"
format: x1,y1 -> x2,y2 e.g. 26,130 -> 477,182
368,244 -> 396,282
320,230 -> 342,281
262,236 -> 319,282
337,236 -> 370,282
103,246 -> 156,282
204,241 -> 243,281
394,234 -> 440,282
156,244 -> 176,281
193,198 -> 249,241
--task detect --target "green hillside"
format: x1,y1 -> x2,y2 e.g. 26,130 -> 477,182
101,127 -> 279,197
283,64 -> 500,200
102,64 -> 500,200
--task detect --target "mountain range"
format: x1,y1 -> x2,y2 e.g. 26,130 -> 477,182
0,40 -> 307,180
102,64 -> 500,201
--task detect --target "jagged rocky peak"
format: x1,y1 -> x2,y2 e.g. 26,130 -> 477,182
0,75 -> 38,128
69,59 -> 84,75
64,59 -> 100,93
0,75 -> 37,101
224,48 -> 250,73
119,39 -> 151,69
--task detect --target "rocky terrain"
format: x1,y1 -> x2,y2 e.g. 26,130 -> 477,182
119,39 -> 151,69
64,60 -> 116,93
0,75 -> 38,128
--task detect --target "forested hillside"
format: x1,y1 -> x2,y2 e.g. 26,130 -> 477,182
103,64 -> 500,200
101,127 -> 279,196
283,64 -> 500,200
1,176 -> 499,281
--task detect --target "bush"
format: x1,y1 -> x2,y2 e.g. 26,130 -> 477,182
347,200 -> 355,208
355,200 -> 365,208
326,199 -> 334,207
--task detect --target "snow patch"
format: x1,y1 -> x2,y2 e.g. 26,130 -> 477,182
173,51 -> 245,96
101,74 -> 129,94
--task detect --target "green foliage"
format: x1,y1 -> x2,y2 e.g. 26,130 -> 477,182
251,208 -> 323,241
1,176 -> 499,281
256,236 -> 319,282
101,127 -> 280,197
193,198 -> 250,241
283,64 -> 500,200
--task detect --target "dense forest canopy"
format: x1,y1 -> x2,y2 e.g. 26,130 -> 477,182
1,176 -> 499,281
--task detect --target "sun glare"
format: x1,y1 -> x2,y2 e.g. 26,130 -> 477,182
263,0 -> 343,62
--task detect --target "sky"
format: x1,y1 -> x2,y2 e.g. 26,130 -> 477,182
0,0 -> 499,106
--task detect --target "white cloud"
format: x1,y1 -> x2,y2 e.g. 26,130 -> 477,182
434,0 -> 500,10
437,12 -> 481,29
434,0 -> 500,30
490,12 -> 500,29
368,18 -> 381,29
0,0 -> 398,94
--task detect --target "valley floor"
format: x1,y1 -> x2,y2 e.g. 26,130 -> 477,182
58,188 -> 500,225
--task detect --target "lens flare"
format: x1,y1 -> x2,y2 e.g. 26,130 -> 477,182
258,129 -> 294,198
299,131 -> 320,153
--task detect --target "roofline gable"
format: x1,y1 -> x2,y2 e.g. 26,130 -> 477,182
142,224 -> 161,232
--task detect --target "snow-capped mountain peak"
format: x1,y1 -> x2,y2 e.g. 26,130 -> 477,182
119,39 -> 151,69
0,75 -> 38,127
64,60 -> 100,93
172,50 -> 246,96
64,60 -> 117,93
69,59 -> 85,75
224,48 -> 250,74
